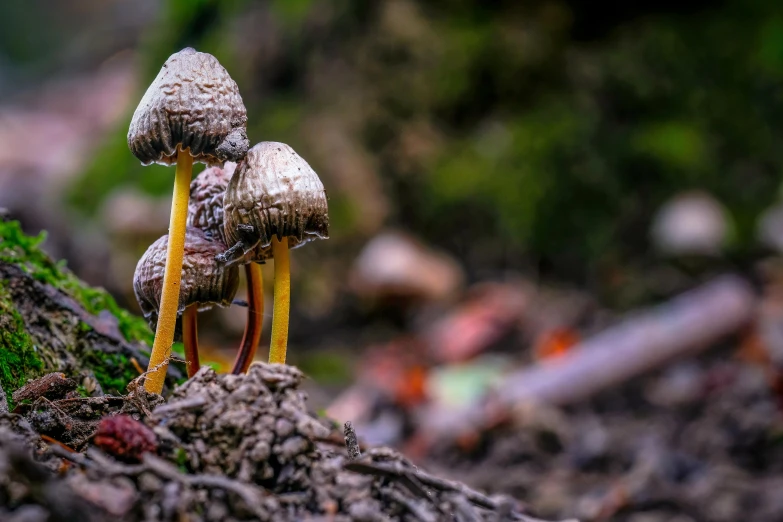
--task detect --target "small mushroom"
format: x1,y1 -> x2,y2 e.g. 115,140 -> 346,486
127,48 -> 248,393
134,227 -> 239,378
220,142 -> 329,364
188,162 -> 236,243
187,162 -> 263,374
651,191 -> 728,257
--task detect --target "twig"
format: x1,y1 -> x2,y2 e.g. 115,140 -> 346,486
344,421 -> 361,460
445,493 -> 481,522
130,357 -> 145,375
49,444 -> 90,466
190,474 -> 263,507
85,448 -> 146,475
151,396 -> 207,417
129,359 -> 171,396
345,460 -> 431,498
381,487 -> 438,522
142,454 -> 266,511
56,446 -> 267,514
40,435 -> 76,453
411,466 -> 498,510
346,459 -> 487,509
345,459 -> 573,521
35,396 -> 72,430
503,274 -> 754,404
347,458 -> 498,510
430,275 -> 756,438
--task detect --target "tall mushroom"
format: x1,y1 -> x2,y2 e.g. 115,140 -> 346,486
220,142 -> 329,364
134,227 -> 239,377
127,47 -> 248,393
188,163 -> 263,374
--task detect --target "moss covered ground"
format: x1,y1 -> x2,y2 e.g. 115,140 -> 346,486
0,219 -> 153,401
0,220 -> 152,344
0,282 -> 43,403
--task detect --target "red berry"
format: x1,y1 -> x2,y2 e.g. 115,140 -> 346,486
94,414 -> 158,462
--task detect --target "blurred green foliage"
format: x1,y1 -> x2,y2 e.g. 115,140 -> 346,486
60,0 -> 783,295
0,220 -> 156,399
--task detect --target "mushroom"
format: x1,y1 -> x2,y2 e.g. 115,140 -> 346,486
219,142 -> 329,364
188,162 -> 236,244
127,47 -> 248,393
651,191 -> 728,257
188,162 -> 263,374
134,227 -> 239,377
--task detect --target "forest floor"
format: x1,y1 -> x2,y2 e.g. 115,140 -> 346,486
4,218 -> 783,521
0,364 -> 565,522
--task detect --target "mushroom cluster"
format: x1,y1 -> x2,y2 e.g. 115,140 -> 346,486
128,48 -> 329,392
220,142 -> 329,365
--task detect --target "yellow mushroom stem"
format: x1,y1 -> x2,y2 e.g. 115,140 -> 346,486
269,236 -> 290,364
231,262 -> 264,374
144,148 -> 193,393
182,303 -> 200,378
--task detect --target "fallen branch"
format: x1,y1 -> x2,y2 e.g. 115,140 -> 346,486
502,274 -> 754,404
431,274 -> 756,437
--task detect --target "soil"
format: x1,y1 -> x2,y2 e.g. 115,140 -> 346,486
424,348 -> 783,522
0,257 -> 184,401
0,364 -> 557,522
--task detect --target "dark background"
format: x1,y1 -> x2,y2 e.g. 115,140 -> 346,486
0,0 -> 781,371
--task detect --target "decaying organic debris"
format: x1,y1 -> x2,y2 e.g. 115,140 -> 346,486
0,364 -> 568,522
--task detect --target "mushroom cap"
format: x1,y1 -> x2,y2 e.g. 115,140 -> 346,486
651,191 -> 727,256
187,162 -> 236,244
133,227 -> 239,331
223,142 -> 329,262
127,48 -> 249,166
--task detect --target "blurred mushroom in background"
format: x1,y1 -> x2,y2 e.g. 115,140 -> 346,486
349,230 -> 465,306
650,191 -> 729,257
102,187 -> 172,238
757,203 -> 783,254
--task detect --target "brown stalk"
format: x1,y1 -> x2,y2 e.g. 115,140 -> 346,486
182,303 -> 200,378
231,263 -> 264,374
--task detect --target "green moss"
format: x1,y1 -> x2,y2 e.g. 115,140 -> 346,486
84,351 -> 139,395
0,220 -> 152,346
0,283 -> 44,405
0,219 -> 156,397
174,447 -> 189,472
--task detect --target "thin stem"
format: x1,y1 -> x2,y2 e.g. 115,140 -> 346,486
145,149 -> 193,393
182,303 -> 200,378
269,236 -> 290,364
231,262 -> 264,374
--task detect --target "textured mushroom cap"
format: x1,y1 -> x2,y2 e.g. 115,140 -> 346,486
187,162 -> 236,243
133,227 -> 239,331
223,142 -> 329,262
127,48 -> 249,166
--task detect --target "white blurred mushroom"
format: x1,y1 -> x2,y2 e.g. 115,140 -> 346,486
100,187 -> 171,237
651,191 -> 728,256
349,230 -> 464,303
757,204 -> 783,253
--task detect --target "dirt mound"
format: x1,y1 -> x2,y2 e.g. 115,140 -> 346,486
0,364 -> 558,521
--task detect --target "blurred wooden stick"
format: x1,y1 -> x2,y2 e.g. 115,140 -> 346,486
431,274 -> 757,436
